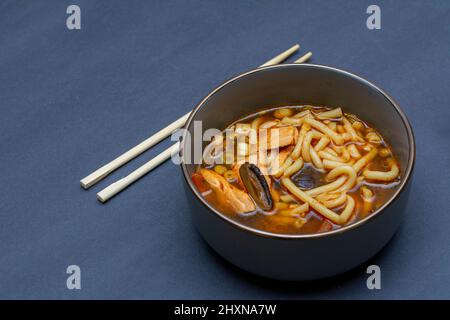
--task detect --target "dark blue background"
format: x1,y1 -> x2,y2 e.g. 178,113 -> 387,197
0,0 -> 449,299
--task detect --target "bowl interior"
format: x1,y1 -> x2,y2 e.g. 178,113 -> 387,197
182,64 -> 414,234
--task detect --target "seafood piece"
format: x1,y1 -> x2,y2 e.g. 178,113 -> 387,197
259,126 -> 296,150
198,169 -> 255,213
239,163 -> 273,211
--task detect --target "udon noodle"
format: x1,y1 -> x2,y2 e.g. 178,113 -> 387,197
191,106 -> 401,235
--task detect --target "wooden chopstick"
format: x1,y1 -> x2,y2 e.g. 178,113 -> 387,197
294,51 -> 312,64
260,44 -> 299,67
97,142 -> 181,203
94,45 -> 302,203
80,44 -> 301,190
80,113 -> 189,189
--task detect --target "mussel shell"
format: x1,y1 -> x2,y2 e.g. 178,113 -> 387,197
239,162 -> 273,211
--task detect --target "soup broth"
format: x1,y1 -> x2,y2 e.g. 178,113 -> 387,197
192,106 -> 401,235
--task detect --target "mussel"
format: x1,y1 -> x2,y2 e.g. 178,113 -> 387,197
239,162 -> 273,211
292,164 -> 324,190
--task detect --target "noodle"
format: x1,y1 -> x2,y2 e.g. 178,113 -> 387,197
363,158 -> 399,181
304,118 -> 345,145
282,177 -> 342,224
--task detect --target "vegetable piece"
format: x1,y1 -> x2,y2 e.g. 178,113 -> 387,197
274,108 -> 293,119
224,170 -> 237,182
239,162 -> 273,211
379,148 -> 391,158
214,165 -> 227,175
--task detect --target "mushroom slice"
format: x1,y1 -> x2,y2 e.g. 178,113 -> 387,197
239,163 -> 273,211
292,165 -> 325,190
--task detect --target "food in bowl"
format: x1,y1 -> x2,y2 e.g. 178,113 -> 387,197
191,106 -> 401,235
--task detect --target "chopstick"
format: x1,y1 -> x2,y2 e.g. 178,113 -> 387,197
259,44 -> 299,67
97,142 -> 181,203
294,51 -> 312,64
80,44 -> 300,190
80,113 -> 189,189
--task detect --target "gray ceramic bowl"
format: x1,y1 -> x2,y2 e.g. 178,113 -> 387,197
181,64 -> 415,281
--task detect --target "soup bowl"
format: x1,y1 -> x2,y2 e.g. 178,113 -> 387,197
180,64 -> 415,281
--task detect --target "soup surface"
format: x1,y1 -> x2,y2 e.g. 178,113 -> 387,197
191,106 -> 401,235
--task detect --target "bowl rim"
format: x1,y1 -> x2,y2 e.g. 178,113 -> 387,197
180,63 -> 416,240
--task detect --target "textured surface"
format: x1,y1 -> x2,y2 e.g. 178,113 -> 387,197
0,0 -> 449,299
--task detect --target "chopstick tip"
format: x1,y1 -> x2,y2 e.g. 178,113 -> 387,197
294,51 -> 313,64
80,180 -> 89,189
96,193 -> 107,203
